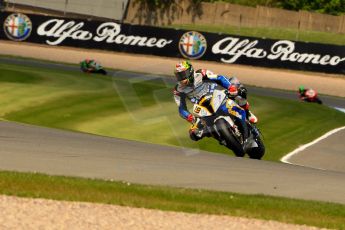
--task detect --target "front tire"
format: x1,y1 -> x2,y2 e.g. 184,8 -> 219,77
215,119 -> 245,157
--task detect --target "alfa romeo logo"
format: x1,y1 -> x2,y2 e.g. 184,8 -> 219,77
179,31 -> 207,60
3,13 -> 32,41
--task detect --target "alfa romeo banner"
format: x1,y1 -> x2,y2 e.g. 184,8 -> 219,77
1,12 -> 344,74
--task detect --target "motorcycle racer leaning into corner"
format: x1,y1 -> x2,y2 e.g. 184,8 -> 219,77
80,59 -> 97,73
173,60 -> 258,141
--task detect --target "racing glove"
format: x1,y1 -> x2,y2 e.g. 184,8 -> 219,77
228,85 -> 238,96
187,114 -> 195,123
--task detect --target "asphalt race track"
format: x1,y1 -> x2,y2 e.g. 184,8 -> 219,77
285,129 -> 345,173
0,57 -> 345,204
1,121 -> 345,205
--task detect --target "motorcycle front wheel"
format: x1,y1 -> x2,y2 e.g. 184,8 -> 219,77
215,118 -> 245,157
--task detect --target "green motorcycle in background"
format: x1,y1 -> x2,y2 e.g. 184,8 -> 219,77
80,59 -> 107,75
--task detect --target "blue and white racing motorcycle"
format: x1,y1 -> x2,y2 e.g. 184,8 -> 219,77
192,87 -> 265,159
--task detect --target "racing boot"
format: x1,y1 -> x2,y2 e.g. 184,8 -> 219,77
189,118 -> 205,141
246,110 -> 258,124
239,101 -> 258,124
189,127 -> 203,141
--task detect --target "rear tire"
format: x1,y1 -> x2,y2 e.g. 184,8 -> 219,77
246,137 -> 265,160
315,98 -> 322,104
98,69 -> 107,75
215,119 -> 245,157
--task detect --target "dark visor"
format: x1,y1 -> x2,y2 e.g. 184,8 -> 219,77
175,68 -> 192,81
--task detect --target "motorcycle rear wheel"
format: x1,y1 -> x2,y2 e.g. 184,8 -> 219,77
97,69 -> 107,75
215,119 -> 245,157
246,137 -> 265,159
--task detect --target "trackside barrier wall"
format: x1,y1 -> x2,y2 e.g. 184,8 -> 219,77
125,0 -> 345,34
5,0 -> 129,21
1,12 -> 344,74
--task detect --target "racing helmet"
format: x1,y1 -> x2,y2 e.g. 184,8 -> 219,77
298,85 -> 305,93
174,60 -> 194,84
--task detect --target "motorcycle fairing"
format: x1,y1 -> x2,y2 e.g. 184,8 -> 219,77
193,89 -> 226,117
305,89 -> 317,98
226,100 -> 246,122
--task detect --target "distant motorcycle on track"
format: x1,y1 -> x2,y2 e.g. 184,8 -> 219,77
80,59 -> 107,75
298,86 -> 322,104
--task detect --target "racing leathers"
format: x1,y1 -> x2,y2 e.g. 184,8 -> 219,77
298,88 -> 309,101
80,59 -> 97,73
227,77 -> 257,124
173,69 -> 255,141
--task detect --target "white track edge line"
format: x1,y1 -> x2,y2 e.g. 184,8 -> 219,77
280,126 -> 345,165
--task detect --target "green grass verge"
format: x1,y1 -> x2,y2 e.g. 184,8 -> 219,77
166,24 -> 345,45
1,62 -> 345,161
0,171 -> 344,229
